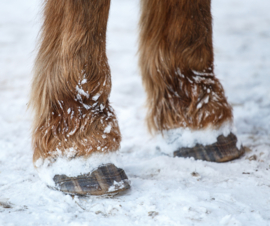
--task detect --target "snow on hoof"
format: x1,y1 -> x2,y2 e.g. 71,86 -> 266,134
174,133 -> 245,162
53,163 -> 130,196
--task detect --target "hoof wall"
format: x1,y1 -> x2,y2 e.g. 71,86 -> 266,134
53,163 -> 130,196
174,133 -> 244,162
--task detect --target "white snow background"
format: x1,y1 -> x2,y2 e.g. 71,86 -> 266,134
0,0 -> 270,225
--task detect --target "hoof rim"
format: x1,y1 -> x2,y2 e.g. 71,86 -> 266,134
174,133 -> 245,162
52,163 -> 130,196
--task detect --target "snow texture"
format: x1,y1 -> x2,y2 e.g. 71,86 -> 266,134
0,0 -> 270,225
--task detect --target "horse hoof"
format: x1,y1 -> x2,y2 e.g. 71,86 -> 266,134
174,133 -> 245,162
53,163 -> 130,196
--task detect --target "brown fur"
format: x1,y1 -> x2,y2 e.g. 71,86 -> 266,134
139,0 -> 233,133
29,0 -> 121,164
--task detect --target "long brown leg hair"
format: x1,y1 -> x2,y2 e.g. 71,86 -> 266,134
29,0 -> 121,164
139,0 -> 233,133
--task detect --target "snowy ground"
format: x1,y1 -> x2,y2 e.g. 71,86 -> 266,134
1,0 -> 270,225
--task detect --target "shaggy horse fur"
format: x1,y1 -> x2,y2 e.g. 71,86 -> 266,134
139,0 -> 232,133
29,0 -> 121,163
30,0 -> 233,163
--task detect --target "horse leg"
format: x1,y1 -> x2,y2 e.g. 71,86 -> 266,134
29,0 -> 130,195
139,0 -> 244,162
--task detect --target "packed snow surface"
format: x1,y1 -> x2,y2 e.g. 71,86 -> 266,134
0,0 -> 270,225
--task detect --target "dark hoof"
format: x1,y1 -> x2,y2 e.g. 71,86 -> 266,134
174,133 -> 245,162
53,163 -> 130,196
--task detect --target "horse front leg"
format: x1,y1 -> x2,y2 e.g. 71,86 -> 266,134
139,0 -> 244,162
29,0 -> 130,195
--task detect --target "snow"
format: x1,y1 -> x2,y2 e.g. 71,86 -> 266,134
0,0 -> 270,225
161,121 -> 234,152
104,124 -> 112,134
81,79 -> 87,85
76,85 -> 89,98
196,95 -> 210,110
108,180 -> 130,193
92,94 -> 100,101
192,70 -> 214,77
